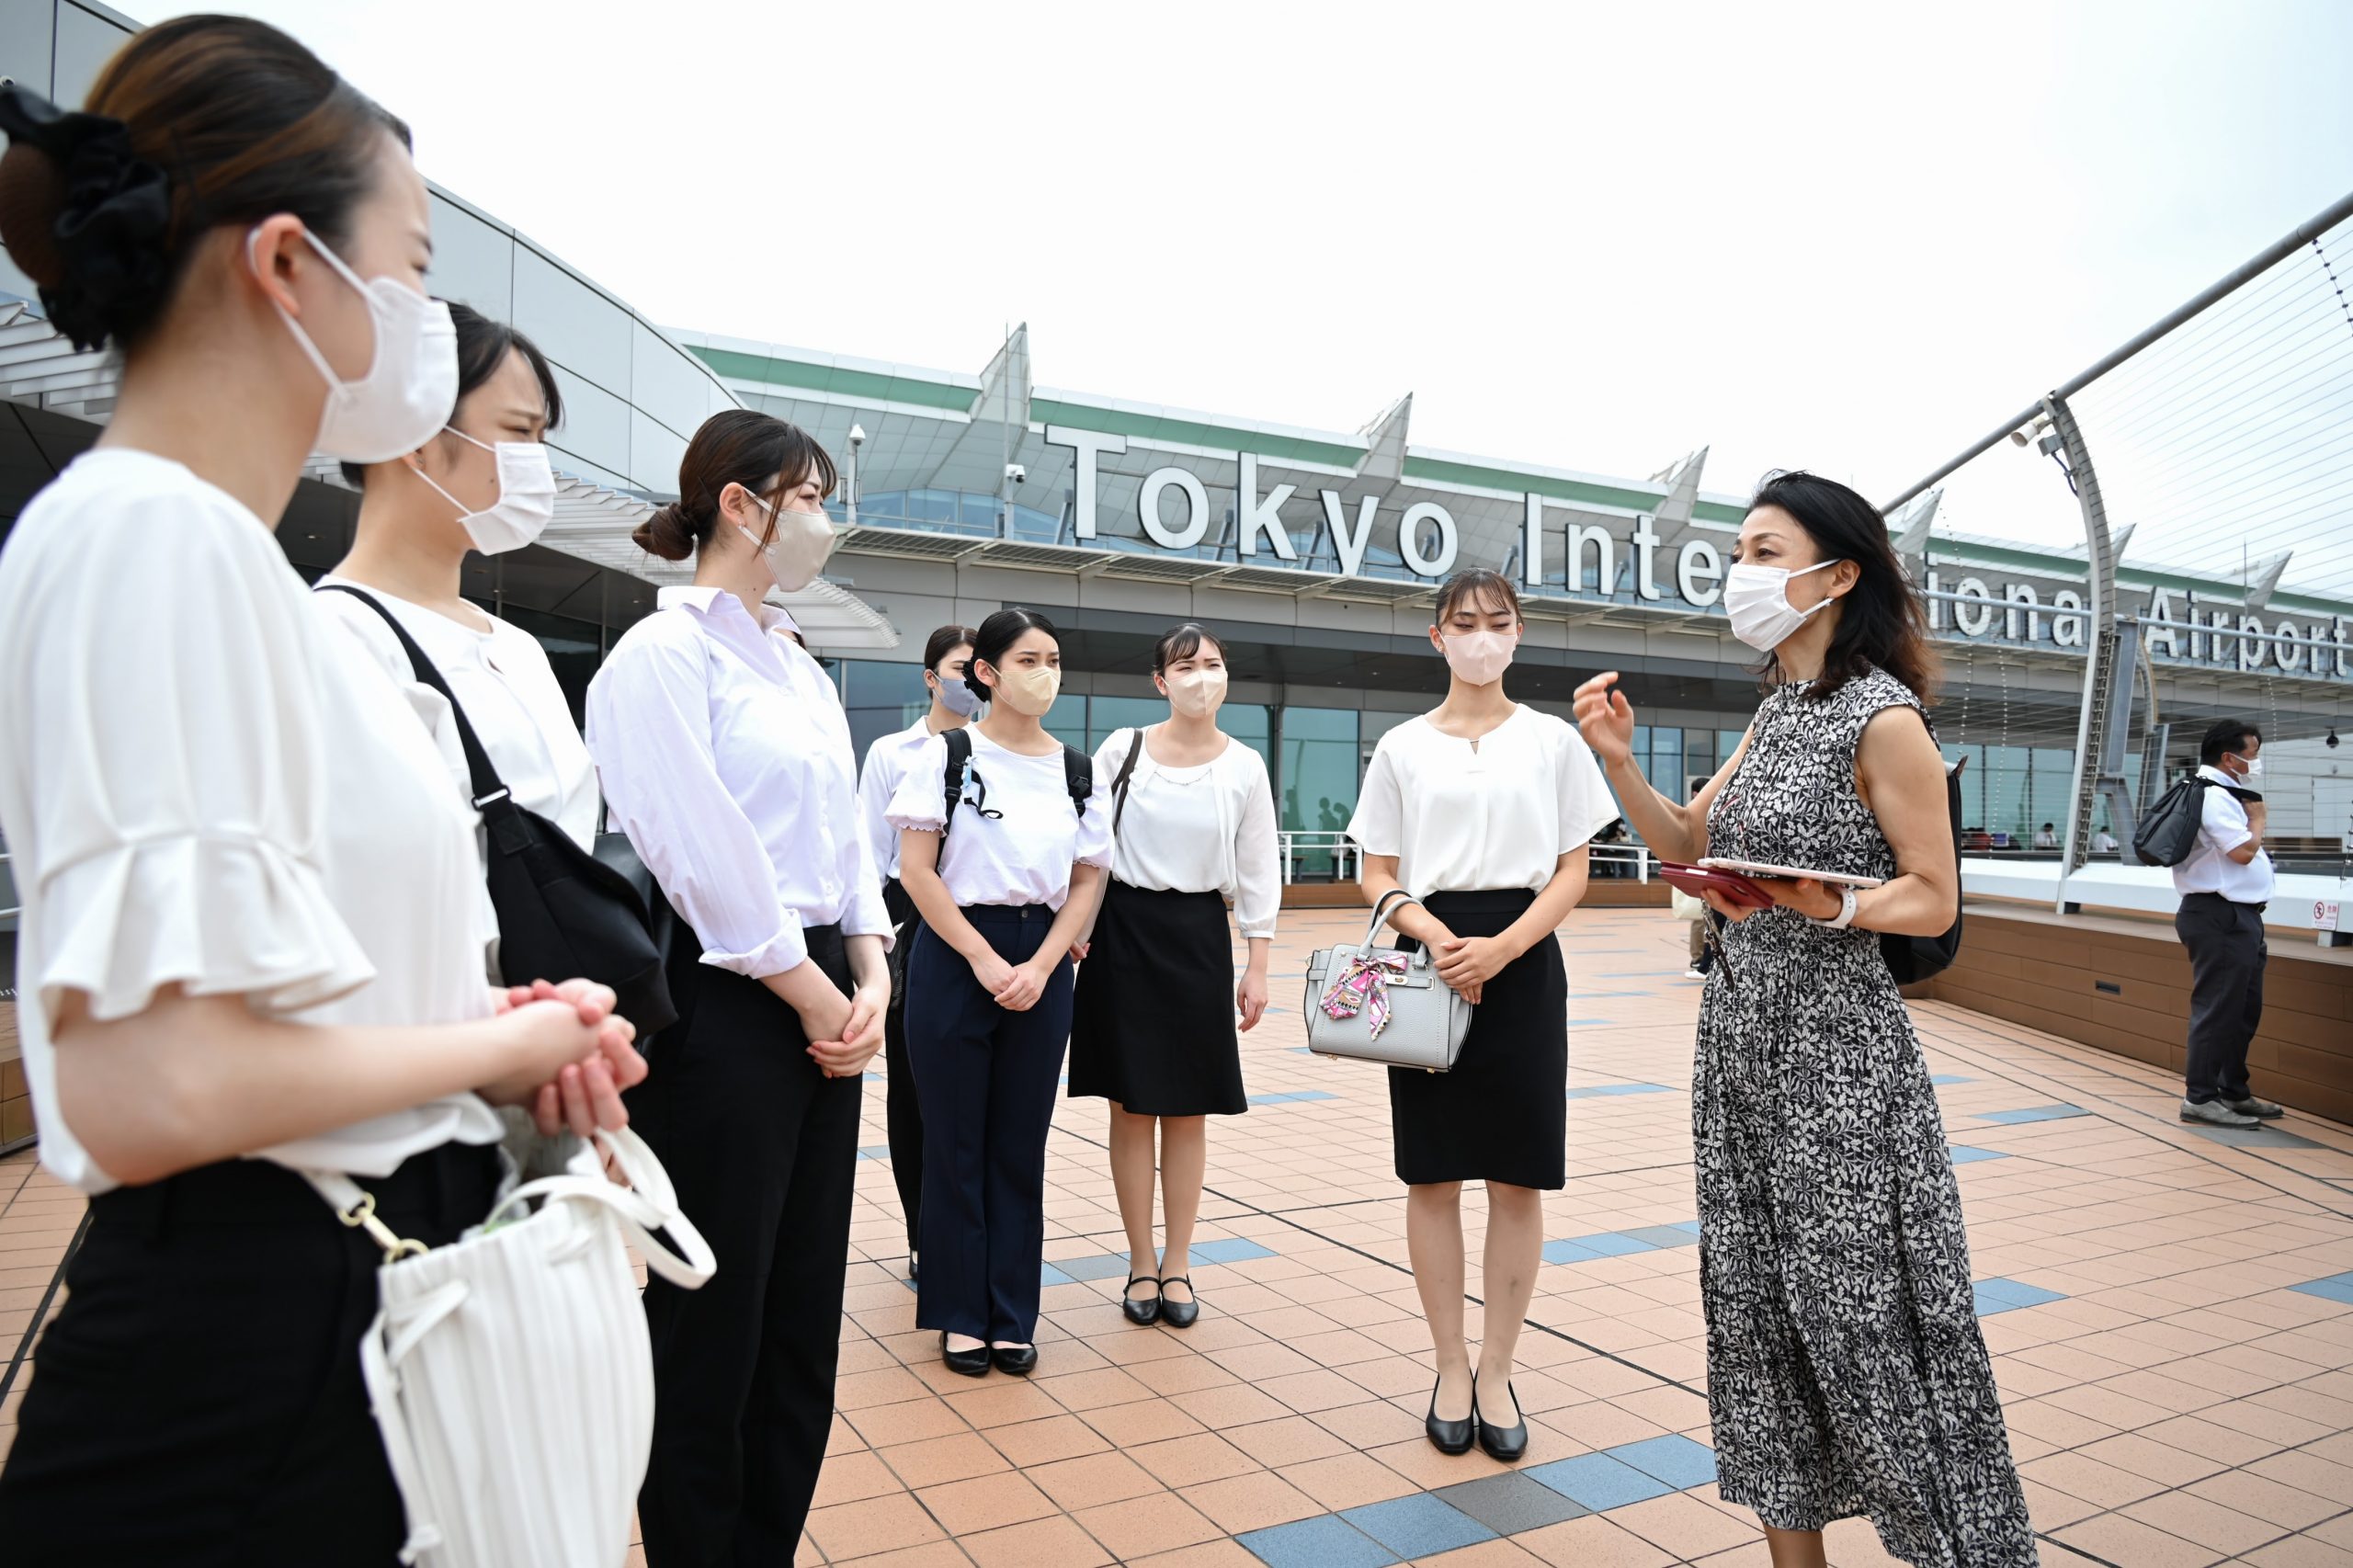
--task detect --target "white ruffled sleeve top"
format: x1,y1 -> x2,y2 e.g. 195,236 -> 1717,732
884,729 -> 1113,910
585,585 -> 888,980
1347,706 -> 1616,894
314,577 -> 598,850
0,450 -> 504,1194
1093,728 -> 1280,939
858,717 -> 941,883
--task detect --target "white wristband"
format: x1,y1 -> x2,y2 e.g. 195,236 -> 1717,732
1818,885 -> 1859,930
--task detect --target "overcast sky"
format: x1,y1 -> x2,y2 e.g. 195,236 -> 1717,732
143,1 -> 2353,574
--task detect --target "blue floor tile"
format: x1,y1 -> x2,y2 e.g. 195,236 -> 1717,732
1039,1262 -> 1075,1288
1619,1224 -> 1703,1249
1543,1239 -> 1604,1265
1052,1253 -> 1135,1283
1194,1237 -> 1278,1264
1949,1145 -> 2008,1164
2290,1273 -> 2353,1304
1239,1515 -> 1397,1568
1608,1434 -> 1720,1489
856,1144 -> 892,1160
1525,1451 -> 1676,1511
1972,1277 -> 2068,1315
1246,1089 -> 1340,1106
1563,1017 -> 1615,1027
1566,1082 -> 1675,1098
1671,1220 -> 1705,1235
1341,1494 -> 1495,1558
1930,1074 -> 1973,1085
1977,1104 -> 2089,1125
1558,1231 -> 1657,1257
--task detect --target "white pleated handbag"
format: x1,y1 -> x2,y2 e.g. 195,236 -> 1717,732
306,1126 -> 715,1568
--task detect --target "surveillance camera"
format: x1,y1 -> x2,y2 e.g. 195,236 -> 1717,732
2330,727 -> 2341,749
1006,463 -> 1027,485
2008,429 -> 2030,448
849,423 -> 867,448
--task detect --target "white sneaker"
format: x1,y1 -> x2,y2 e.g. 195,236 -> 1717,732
1684,967 -> 1707,979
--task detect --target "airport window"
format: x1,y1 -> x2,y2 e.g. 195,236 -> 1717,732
1277,708 -> 1359,879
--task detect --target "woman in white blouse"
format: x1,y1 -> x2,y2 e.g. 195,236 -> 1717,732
856,622 -> 980,1274
1069,623 -> 1277,1330
0,27 -> 633,1558
585,409 -> 890,1563
888,607 -> 1112,1378
1348,568 -> 1615,1466
317,302 -> 594,849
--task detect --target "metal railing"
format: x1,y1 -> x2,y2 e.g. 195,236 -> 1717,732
1277,835 -> 1658,885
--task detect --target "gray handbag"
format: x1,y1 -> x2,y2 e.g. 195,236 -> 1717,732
1302,889 -> 1473,1073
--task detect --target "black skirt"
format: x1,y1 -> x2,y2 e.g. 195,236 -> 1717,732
1388,888 -> 1567,1189
1068,879 -> 1249,1117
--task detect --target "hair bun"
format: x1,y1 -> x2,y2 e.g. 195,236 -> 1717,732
0,85 -> 174,352
633,501 -> 699,562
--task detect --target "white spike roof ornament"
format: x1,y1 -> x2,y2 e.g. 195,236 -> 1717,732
1354,392 -> 1413,483
2244,550 -> 2293,612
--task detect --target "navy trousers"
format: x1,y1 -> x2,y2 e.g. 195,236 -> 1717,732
904,904 -> 1073,1343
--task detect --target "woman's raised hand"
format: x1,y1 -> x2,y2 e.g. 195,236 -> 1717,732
1572,672 -> 1636,766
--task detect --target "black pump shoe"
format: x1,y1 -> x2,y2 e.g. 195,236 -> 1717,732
1474,1377 -> 1529,1462
940,1333 -> 991,1378
1120,1276 -> 1162,1325
1425,1375 -> 1474,1455
990,1343 -> 1039,1376
1158,1275 -> 1199,1329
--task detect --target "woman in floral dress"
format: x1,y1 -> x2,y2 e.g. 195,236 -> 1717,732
1575,471 -> 2036,1568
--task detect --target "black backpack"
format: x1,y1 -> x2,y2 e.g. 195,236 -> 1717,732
2132,775 -> 2256,867
938,727 -> 1094,841
1882,744 -> 1965,985
318,585 -> 677,1036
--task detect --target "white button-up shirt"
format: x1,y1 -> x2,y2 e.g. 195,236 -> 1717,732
2172,765 -> 2276,904
586,585 -> 887,978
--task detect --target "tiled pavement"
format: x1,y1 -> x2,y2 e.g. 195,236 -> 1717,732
6,904 -> 2353,1565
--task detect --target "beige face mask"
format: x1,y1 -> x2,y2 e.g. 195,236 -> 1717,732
993,664 -> 1061,717
1164,666 -> 1226,718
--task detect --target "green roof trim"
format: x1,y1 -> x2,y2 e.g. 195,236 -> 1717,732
692,347 -> 977,414
1404,455 -> 1666,515
1029,398 -> 1366,468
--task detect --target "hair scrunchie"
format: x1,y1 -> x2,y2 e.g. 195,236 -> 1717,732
0,84 -> 173,352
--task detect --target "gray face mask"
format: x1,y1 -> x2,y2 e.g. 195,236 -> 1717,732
932,671 -> 984,718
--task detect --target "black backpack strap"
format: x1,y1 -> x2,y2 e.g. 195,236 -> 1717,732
939,727 -> 974,845
1063,744 -> 1094,818
316,584 -> 512,812
1111,728 -> 1145,834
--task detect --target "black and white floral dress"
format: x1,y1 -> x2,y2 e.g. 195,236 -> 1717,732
1695,666 -> 2036,1568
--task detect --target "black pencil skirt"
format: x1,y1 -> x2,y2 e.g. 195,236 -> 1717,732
1388,888 -> 1567,1190
0,1140 -> 500,1566
1068,880 -> 1248,1118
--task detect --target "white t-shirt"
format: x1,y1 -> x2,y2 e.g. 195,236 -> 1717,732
315,576 -> 599,852
1095,728 -> 1280,939
586,586 -> 888,979
0,450 -> 502,1194
885,729 -> 1113,909
1348,706 -> 1616,894
858,716 -> 954,882
2172,766 -> 2276,903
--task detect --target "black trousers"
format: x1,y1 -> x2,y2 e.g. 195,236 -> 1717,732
0,1141 -> 499,1567
904,905 -> 1073,1343
882,876 -> 925,1254
2177,892 -> 2267,1104
631,924 -> 860,1568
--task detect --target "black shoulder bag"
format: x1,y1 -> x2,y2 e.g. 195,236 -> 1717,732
1881,742 -> 1964,985
2131,776 -> 2247,868
319,585 -> 677,1036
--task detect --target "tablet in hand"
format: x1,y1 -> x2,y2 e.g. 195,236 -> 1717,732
1699,858 -> 1885,889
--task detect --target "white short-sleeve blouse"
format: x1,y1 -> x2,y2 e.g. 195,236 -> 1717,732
1347,706 -> 1616,894
0,450 -> 504,1194
885,729 -> 1113,910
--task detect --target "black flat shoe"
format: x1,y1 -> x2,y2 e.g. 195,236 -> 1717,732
990,1343 -> 1039,1376
1425,1375 -> 1474,1455
940,1333 -> 990,1378
908,1251 -> 919,1281
1474,1377 -> 1528,1462
1120,1276 -> 1162,1325
1158,1275 -> 1199,1329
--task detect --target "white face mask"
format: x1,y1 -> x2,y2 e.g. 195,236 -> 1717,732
2228,751 -> 2265,780
1438,629 -> 1517,686
1722,558 -> 1842,653
258,227 -> 458,463
411,428 -> 557,555
736,488 -> 839,593
1163,666 -> 1226,718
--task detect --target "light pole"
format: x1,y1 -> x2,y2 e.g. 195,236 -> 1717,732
847,423 -> 865,528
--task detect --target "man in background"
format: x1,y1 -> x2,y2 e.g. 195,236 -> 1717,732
2172,719 -> 2284,1129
